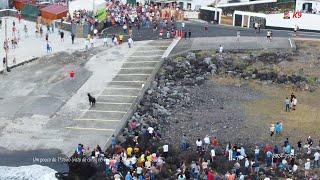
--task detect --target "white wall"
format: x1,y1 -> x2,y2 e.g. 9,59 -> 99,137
295,0 -> 320,12
192,0 -> 213,10
177,0 -> 213,10
184,11 -> 199,19
266,13 -> 320,31
69,0 -> 106,14
0,0 -> 8,9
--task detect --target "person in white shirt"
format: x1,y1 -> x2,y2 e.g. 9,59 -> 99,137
239,172 -> 245,180
112,36 -> 118,46
204,135 -> 210,149
236,31 -> 240,41
267,30 -> 272,42
228,148 -> 233,161
128,36 -> 134,48
254,146 -> 260,160
240,147 -> 246,158
105,158 -> 110,166
210,148 -> 216,162
245,158 -> 250,174
136,166 -> 143,176
270,124 -> 275,136
114,173 -> 121,180
147,126 -> 154,135
304,159 -> 311,177
130,155 -> 137,166
314,151 -> 320,167
292,97 -> 297,110
163,144 -> 169,158
219,45 -> 223,54
103,36 -> 108,47
196,139 -> 202,151
85,39 -> 89,50
93,29 -> 98,37
293,25 -> 298,36
292,164 -> 298,173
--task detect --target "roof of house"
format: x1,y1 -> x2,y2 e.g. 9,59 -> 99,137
40,4 -> 68,14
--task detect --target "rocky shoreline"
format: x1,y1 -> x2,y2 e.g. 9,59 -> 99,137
119,49 -> 319,145
66,48 -> 320,179
112,49 -> 320,178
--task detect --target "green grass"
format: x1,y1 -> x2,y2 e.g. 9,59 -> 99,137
245,82 -> 320,141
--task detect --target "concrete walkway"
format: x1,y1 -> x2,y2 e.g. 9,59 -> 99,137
171,36 -> 295,56
62,39 -> 176,152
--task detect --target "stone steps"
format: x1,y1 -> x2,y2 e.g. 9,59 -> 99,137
66,39 -> 174,145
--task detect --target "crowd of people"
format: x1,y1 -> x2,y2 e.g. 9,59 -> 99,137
71,89 -> 319,179
73,130 -> 320,179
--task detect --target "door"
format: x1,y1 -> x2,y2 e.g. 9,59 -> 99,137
234,14 -> 242,27
243,15 -> 249,27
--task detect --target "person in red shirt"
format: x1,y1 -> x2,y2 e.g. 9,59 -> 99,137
211,137 -> 219,147
207,169 -> 215,180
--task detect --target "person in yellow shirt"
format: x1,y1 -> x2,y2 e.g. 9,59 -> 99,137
119,34 -> 124,44
139,154 -> 145,163
127,146 -> 133,157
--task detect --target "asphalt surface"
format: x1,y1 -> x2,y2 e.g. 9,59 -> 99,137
103,21 -> 320,41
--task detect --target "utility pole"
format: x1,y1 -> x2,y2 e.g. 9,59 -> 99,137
4,17 -> 8,72
93,0 -> 95,15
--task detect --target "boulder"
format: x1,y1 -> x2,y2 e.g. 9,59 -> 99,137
203,57 -> 212,66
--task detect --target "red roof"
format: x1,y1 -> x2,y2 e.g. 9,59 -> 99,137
40,4 -> 68,14
14,0 -> 32,2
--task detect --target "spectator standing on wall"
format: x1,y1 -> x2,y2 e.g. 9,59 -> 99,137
294,25 -> 299,36
71,33 -> 75,44
254,22 -> 258,33
267,30 -> 272,42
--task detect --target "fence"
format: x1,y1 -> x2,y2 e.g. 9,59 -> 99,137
0,9 -> 18,17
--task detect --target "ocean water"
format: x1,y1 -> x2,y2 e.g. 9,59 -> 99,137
0,148 -> 69,179
0,165 -> 57,180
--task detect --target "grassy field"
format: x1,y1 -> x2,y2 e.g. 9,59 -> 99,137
244,81 -> 320,143
213,40 -> 320,144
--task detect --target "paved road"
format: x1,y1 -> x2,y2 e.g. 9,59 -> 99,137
103,21 -> 320,41
171,36 -> 295,56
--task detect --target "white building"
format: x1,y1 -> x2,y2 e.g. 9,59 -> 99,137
141,0 -> 213,11
295,0 -> 320,13
216,0 -> 276,7
0,0 -> 9,9
175,0 -> 214,10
